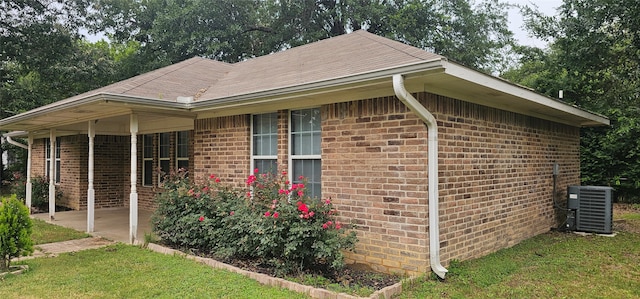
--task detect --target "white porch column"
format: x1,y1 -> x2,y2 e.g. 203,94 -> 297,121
26,134 -> 33,213
48,129 -> 56,220
87,121 -> 95,233
129,114 -> 139,244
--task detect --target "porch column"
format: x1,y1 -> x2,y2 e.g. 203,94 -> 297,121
87,121 -> 95,233
129,114 -> 138,244
48,129 -> 56,220
26,134 -> 33,213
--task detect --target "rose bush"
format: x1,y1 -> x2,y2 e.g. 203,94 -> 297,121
152,169 -> 357,276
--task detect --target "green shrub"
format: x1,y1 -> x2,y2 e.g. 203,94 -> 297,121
0,195 -> 34,271
152,169 -> 358,276
10,175 -> 61,211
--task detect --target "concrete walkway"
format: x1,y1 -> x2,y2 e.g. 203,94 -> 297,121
16,237 -> 115,261
31,207 -> 153,243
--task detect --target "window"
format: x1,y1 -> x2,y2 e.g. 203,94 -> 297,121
252,113 -> 278,175
290,108 -> 321,198
45,137 -> 61,183
158,132 -> 170,181
143,134 -> 154,186
176,131 -> 189,171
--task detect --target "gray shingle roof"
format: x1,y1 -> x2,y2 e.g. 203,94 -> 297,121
59,30 -> 443,103
198,30 -> 443,101
63,57 -> 232,103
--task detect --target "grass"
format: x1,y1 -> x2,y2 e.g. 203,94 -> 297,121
31,218 -> 91,245
2,244 -> 308,299
399,213 -> 640,298
10,208 -> 639,298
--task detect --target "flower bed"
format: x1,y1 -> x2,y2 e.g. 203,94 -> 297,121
152,169 -> 358,277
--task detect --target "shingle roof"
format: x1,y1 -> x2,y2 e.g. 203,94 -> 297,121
57,30 -> 442,103
198,30 -> 443,101
62,56 -> 233,103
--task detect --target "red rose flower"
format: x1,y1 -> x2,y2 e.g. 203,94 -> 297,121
198,216 -> 205,222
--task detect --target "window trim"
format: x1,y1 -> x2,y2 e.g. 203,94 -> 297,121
45,137 -> 61,184
158,132 -> 170,182
175,131 -> 189,172
251,113 -> 278,175
288,108 -> 322,199
142,134 -> 154,187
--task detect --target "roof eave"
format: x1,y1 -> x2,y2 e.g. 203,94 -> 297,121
441,61 -> 609,127
0,93 -> 190,129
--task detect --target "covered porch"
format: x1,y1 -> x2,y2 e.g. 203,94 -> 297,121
2,94 -> 196,244
32,207 -> 154,243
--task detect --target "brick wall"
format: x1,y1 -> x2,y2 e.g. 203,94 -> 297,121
30,135 -> 129,210
193,116 -> 251,186
322,97 -> 430,274
421,92 -> 581,264
30,139 -> 46,180
321,92 -> 580,275
93,135 -> 128,209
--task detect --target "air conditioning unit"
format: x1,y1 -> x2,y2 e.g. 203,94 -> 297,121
566,186 -> 613,234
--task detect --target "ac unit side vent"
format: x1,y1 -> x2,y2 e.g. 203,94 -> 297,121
567,186 -> 613,234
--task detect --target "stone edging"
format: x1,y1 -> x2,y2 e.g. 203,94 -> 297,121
0,265 -> 29,277
146,243 -> 413,299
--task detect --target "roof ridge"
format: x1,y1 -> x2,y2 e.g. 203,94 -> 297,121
353,30 -> 442,61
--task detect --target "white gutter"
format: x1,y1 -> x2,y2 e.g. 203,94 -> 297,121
393,74 -> 448,279
5,136 -> 28,150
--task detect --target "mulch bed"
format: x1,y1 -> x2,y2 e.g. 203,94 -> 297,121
168,244 -> 402,292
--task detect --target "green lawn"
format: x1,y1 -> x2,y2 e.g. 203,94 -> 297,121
399,220 -> 640,298
2,244 -> 308,299
10,210 -> 639,298
31,218 -> 91,244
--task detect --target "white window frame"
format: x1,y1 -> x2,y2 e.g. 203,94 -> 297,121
142,134 -> 154,187
251,113 -> 278,175
288,108 -> 322,199
158,132 -> 171,182
45,137 -> 61,184
175,131 -> 189,171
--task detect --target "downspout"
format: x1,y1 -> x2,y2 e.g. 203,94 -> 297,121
393,74 -> 448,279
6,136 -> 28,149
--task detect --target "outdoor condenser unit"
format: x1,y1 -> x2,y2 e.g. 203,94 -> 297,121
566,186 -> 614,234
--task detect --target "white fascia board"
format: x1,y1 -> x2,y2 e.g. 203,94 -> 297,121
443,61 -> 610,126
0,93 -> 188,127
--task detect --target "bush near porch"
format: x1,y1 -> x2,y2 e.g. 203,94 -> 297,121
151,170 -> 357,276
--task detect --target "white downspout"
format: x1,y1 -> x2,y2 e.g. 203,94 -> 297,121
393,74 -> 448,279
6,136 -> 28,150
5,135 -> 32,213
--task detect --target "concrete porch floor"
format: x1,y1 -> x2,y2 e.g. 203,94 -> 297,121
31,207 -> 154,243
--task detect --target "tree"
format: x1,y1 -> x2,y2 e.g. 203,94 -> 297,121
504,0 -> 640,201
0,1 -> 143,191
90,0 -> 516,72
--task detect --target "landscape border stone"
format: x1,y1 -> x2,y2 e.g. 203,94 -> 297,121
145,243 -> 413,299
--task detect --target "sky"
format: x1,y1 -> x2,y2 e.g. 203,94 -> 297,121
507,0 -> 563,48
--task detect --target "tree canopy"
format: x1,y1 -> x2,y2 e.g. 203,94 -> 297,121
504,0 -> 640,201
90,0 -> 515,72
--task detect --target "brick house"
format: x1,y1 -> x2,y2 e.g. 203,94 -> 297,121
0,31 -> 608,277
